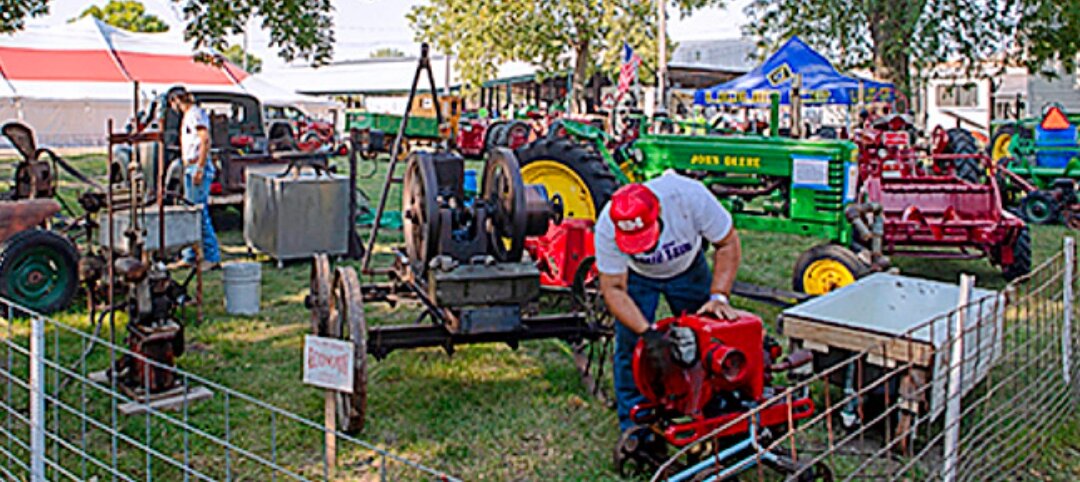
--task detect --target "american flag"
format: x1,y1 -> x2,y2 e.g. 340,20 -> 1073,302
617,42 -> 641,97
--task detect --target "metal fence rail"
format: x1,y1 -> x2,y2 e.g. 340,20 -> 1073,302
652,238 -> 1078,481
0,301 -> 459,481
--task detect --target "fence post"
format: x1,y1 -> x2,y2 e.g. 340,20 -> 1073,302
943,273 -> 973,482
1064,237 -> 1074,385
29,316 -> 45,482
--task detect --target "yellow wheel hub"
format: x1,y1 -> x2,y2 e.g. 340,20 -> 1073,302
802,259 -> 855,295
521,160 -> 598,220
991,133 -> 1012,163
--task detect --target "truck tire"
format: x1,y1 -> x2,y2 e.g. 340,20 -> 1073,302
0,229 -> 79,316
1001,228 -> 1032,281
792,243 -> 870,295
515,138 -> 619,221
945,128 -> 981,183
1019,190 -> 1059,225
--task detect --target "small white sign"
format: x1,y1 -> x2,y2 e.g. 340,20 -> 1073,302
303,335 -> 354,393
792,156 -> 830,188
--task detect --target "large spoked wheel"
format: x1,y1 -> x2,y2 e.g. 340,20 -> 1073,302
792,244 -> 870,295
483,148 -> 528,262
308,253 -> 333,335
328,266 -> 368,434
569,256 -> 614,406
402,152 -> 440,275
0,229 -> 79,316
516,137 -> 619,222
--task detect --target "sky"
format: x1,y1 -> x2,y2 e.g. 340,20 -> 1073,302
28,0 -> 752,69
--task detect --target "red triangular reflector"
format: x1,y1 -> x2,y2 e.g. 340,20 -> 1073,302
1042,107 -> 1071,130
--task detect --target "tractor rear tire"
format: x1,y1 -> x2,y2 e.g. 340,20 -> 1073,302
1001,228 -> 1032,281
792,243 -> 870,295
1019,190 -> 1060,225
815,126 -> 838,139
515,137 -> 620,221
484,121 -> 508,153
0,229 -> 79,316
989,125 -> 1016,163
945,128 -> 981,183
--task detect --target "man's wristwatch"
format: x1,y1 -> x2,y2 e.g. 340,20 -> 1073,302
709,293 -> 730,304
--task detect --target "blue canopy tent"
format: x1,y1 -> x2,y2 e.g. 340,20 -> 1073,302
693,36 -> 894,107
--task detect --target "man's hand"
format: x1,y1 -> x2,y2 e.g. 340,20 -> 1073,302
697,299 -> 739,320
192,166 -> 204,186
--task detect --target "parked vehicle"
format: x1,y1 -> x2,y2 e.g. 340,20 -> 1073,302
264,103 -> 341,154
992,105 -> 1080,225
117,91 -> 328,206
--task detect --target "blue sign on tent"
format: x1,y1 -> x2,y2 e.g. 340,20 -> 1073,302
694,36 -> 895,107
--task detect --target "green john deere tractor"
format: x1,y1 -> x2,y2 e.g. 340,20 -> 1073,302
991,104 -> 1080,225
514,118 -> 864,295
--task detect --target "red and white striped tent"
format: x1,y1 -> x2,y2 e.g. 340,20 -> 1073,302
0,18 -> 338,147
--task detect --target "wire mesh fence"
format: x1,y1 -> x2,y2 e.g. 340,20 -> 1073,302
651,238 -> 1078,481
0,301 -> 458,481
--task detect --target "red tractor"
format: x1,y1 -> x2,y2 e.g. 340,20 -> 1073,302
264,103 -> 341,154
850,114 -> 1030,280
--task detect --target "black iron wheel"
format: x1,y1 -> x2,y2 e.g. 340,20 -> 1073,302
328,266 -> 368,434
402,152 -> 440,275
0,229 -> 79,316
308,253 -> 333,335
482,147 -> 528,262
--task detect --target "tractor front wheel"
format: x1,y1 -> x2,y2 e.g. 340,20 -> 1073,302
1019,190 -> 1060,225
792,244 -> 870,295
0,229 -> 79,316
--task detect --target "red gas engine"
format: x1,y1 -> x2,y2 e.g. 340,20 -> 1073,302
617,313 -> 823,479
629,313 -> 813,447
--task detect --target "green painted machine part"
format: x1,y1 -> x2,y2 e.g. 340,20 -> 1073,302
346,110 -> 441,139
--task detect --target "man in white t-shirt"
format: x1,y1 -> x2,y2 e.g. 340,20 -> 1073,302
595,172 -> 741,435
167,86 -> 221,270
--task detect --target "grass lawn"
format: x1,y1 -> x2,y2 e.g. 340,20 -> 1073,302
2,153 -> 1078,480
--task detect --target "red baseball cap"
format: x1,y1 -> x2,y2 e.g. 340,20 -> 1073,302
609,184 -> 660,254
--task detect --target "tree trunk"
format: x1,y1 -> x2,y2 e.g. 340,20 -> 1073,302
570,41 -> 591,115
867,1 -> 926,97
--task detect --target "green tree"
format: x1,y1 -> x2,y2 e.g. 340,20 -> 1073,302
0,0 -> 49,34
743,0 -> 1080,95
408,0 -> 724,112
223,44 -> 263,73
74,0 -> 169,33
3,0 -> 336,66
370,47 -> 406,58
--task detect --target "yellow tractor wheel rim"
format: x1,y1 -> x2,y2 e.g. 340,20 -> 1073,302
521,160 -> 598,220
802,259 -> 855,295
991,133 -> 1012,163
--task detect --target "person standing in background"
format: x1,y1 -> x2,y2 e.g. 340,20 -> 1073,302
167,86 -> 221,271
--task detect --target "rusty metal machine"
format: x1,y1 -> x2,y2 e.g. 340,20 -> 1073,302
306,44 -> 613,434
83,120 -> 201,399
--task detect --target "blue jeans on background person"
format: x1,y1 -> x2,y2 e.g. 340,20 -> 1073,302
613,251 -> 711,433
182,164 -> 221,264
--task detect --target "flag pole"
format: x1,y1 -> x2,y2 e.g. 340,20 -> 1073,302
656,0 -> 667,113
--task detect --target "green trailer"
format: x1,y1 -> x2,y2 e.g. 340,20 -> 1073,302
346,110 -> 441,139
514,119 -> 865,295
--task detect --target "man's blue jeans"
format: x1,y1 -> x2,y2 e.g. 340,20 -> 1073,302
182,164 -> 221,264
613,251 -> 711,433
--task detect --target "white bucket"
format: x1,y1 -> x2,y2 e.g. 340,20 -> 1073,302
223,262 -> 262,315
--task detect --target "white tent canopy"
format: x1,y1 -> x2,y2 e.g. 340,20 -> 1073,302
0,18 -> 341,147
